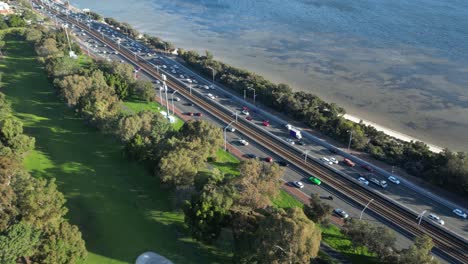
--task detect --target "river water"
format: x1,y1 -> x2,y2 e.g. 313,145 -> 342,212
71,0 -> 468,151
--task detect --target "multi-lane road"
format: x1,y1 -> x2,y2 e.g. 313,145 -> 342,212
34,1 -> 467,262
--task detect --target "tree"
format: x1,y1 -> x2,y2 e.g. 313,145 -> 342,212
0,19 -> 8,30
33,221 -> 87,264
236,207 -> 321,263
184,181 -> 234,242
7,15 -> 26,28
55,74 -> 92,107
232,159 -> 284,210
303,194 -> 332,223
0,222 -> 40,264
178,120 -> 223,159
36,38 -> 60,58
131,80 -> 155,101
79,85 -> 120,128
399,235 -> 438,264
14,177 -> 67,230
46,56 -> 81,77
24,28 -> 43,43
105,73 -> 130,100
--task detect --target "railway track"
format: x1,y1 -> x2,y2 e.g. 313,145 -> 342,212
39,3 -> 468,262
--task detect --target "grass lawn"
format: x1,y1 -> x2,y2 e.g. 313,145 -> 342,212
320,224 -> 376,263
1,35 -> 229,264
122,98 -> 184,130
272,190 -> 304,209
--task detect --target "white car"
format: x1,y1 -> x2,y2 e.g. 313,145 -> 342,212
242,110 -> 250,115
453,209 -> 467,219
226,126 -> 235,132
358,177 -> 369,185
173,97 -> 181,102
329,157 -> 339,164
334,208 -> 349,219
321,157 -> 333,165
186,78 -> 192,83
207,93 -> 216,99
239,139 -> 249,146
203,85 -> 210,90
286,138 -> 295,145
427,213 -> 445,225
292,181 -> 304,189
388,176 -> 400,184
179,75 -> 185,79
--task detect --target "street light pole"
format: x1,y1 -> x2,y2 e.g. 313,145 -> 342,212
171,90 -> 178,115
243,89 -> 246,101
417,210 -> 427,228
359,199 -> 374,220
234,111 -> 238,122
189,83 -> 192,95
208,66 -> 215,87
223,121 -> 235,151
248,87 -> 256,105
304,150 -> 310,163
347,130 -> 353,150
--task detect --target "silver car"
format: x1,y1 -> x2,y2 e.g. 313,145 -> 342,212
334,208 -> 349,219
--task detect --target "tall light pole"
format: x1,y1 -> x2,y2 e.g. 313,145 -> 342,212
207,66 -> 215,87
347,130 -> 353,150
189,83 -> 192,95
304,150 -> 310,163
416,210 -> 427,228
171,90 -> 178,115
233,111 -> 238,122
243,89 -> 246,101
248,87 -> 256,105
223,121 -> 235,151
359,199 -> 374,220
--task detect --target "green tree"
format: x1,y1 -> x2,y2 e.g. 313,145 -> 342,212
399,235 -> 438,264
55,74 -> 92,107
7,15 -> 26,28
236,207 -> 321,263
0,156 -> 18,232
24,28 -> 43,43
132,80 -> 155,101
184,181 -> 234,242
0,222 -> 40,264
303,194 -> 332,223
233,159 -> 284,210
178,120 -> 223,159
46,56 -> 81,77
35,38 -> 60,58
33,221 -> 87,264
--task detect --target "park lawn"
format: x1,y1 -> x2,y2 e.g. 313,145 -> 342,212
122,98 -> 184,130
272,190 -> 304,209
2,36 -> 229,263
320,224 -> 376,264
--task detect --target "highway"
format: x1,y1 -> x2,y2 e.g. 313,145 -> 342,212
35,1 -> 467,263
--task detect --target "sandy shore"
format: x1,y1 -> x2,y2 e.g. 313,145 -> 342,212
343,114 -> 443,153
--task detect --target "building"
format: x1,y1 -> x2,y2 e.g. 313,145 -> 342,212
0,1 -> 12,15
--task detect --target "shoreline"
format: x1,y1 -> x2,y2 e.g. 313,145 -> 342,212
343,114 -> 444,153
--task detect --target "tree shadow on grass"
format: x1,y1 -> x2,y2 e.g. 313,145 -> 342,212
2,35 -> 229,264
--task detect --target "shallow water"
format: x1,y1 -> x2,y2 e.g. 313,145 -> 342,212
72,0 -> 468,151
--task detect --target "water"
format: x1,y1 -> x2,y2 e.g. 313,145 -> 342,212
72,0 -> 468,151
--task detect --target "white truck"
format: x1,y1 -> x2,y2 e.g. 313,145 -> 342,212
370,177 -> 388,188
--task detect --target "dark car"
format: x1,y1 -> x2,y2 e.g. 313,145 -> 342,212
297,141 -> 306,146
184,102 -> 194,106
275,160 -> 289,167
244,154 -> 257,159
246,116 -> 253,121
361,164 -> 374,172
195,112 -> 203,117
265,157 -> 273,162
185,112 -> 194,116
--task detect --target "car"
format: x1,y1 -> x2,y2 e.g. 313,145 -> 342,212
185,112 -> 194,116
192,79 -> 198,84
387,176 -> 400,184
361,164 -> 374,172
453,209 -> 467,219
329,157 -> 339,164
358,177 -> 369,185
265,157 -> 273,163
297,141 -> 306,146
209,84 -> 215,89
292,181 -> 304,189
244,153 -> 257,159
207,93 -> 216,99
246,116 -> 253,121
285,138 -> 295,145
321,157 -> 333,165
173,97 -> 181,102
242,109 -> 250,115
203,85 -> 210,90
238,139 -> 249,146
427,214 -> 445,225
262,120 -> 270,126
333,208 -> 349,219
194,112 -> 203,117
179,74 -> 185,79
226,125 -> 236,132
285,123 -> 292,129
275,160 -> 289,167
308,176 -> 322,185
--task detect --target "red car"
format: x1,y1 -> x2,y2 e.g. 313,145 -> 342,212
195,112 -> 203,117
246,116 -> 253,121
265,157 -> 273,163
262,120 -> 270,126
186,112 -> 194,116
361,164 -> 374,172
243,106 -> 249,111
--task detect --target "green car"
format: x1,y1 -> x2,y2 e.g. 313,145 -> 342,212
308,176 -> 322,185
